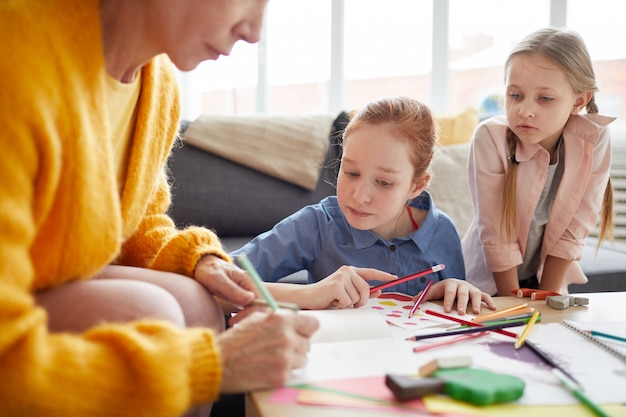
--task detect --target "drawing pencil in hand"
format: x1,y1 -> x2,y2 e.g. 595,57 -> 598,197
369,264 -> 444,294
237,254 -> 279,311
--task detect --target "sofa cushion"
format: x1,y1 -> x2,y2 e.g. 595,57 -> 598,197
428,143 -> 473,238
570,238 -> 626,293
168,113 -> 349,237
182,114 -> 335,190
436,108 -> 479,146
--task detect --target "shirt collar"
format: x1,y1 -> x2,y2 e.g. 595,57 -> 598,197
515,114 -> 615,162
349,191 -> 436,250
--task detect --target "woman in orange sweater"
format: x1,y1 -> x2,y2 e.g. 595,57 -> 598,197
0,1 -> 318,416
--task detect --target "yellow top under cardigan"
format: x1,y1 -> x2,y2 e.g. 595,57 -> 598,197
0,0 -> 229,415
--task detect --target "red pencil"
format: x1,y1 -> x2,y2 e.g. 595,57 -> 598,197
369,264 -> 445,294
408,278 -> 434,318
424,309 -> 518,339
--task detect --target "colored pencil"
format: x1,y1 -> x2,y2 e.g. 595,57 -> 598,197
408,279 -> 434,318
475,307 -> 535,323
424,309 -> 518,338
524,340 -> 581,387
452,314 -> 540,329
514,309 -> 540,349
479,311 -> 536,325
472,303 -> 528,323
552,368 -> 610,417
412,332 -> 489,353
471,315 -> 540,327
406,319 -> 530,341
236,254 -> 279,311
590,330 -> 626,344
252,299 -> 300,311
369,264 -> 445,293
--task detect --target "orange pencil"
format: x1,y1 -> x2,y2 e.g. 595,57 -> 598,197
472,303 -> 529,323
424,309 -> 518,339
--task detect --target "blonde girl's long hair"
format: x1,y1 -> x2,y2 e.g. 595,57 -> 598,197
501,28 -> 614,246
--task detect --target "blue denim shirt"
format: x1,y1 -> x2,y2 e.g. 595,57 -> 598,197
231,191 -> 465,295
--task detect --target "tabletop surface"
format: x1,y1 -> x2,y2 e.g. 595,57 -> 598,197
245,292 -> 626,417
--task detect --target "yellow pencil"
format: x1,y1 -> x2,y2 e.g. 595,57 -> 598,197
514,310 -> 540,349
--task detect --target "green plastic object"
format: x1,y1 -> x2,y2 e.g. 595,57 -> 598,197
433,368 -> 525,406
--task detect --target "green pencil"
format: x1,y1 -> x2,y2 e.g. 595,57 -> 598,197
237,254 -> 279,311
454,316 -> 540,329
552,368 -> 611,417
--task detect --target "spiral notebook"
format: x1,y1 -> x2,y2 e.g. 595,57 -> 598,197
525,320 -> 626,404
560,320 -> 626,364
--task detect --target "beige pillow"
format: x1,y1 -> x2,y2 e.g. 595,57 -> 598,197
183,114 -> 334,190
436,108 -> 479,146
429,143 -> 473,238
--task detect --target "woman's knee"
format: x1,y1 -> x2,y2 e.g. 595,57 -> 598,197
35,279 -> 186,333
161,276 -> 225,332
97,265 -> 226,333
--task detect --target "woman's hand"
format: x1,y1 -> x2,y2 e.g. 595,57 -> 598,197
218,310 -> 319,393
193,255 -> 257,308
421,278 -> 496,315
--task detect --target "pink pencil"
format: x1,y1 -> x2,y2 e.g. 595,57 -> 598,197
408,278 -> 434,318
369,264 -> 445,294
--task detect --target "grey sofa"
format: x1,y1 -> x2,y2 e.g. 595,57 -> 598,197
167,114 -> 626,293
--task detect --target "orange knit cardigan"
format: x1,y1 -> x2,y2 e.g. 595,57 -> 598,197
0,0 -> 229,415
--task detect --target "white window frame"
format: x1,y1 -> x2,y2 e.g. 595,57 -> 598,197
179,0 -> 569,118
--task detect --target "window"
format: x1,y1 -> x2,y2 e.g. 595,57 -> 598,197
342,1 -> 432,111
265,0 -> 332,114
180,42 -> 258,116
447,0 -> 549,119
179,0 -> 625,141
567,0 -> 626,136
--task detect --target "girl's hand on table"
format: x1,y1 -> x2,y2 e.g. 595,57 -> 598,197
422,279 -> 496,315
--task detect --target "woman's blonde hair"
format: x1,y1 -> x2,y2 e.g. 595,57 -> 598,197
501,28 -> 614,245
342,96 -> 439,182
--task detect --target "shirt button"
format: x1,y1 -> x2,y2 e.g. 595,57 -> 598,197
390,245 -> 397,251
420,277 -> 427,283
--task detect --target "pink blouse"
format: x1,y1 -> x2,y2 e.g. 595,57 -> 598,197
462,114 -> 614,295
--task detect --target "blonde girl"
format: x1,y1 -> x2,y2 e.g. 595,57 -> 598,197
462,28 -> 614,296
